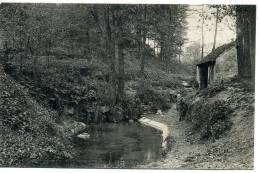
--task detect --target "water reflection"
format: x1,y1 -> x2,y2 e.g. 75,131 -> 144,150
67,122 -> 163,168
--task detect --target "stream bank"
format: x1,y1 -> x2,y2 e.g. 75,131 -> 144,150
138,117 -> 170,149
139,78 -> 254,169
0,64 -> 165,168
1,61 -> 183,168
0,65 -> 72,167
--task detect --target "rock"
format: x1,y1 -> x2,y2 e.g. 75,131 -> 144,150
181,81 -> 191,88
64,105 -> 75,115
156,109 -> 163,116
129,119 -> 134,123
138,117 -> 170,149
141,104 -> 151,113
108,105 -> 123,122
77,132 -> 90,140
184,156 -> 196,162
100,106 -> 110,114
65,121 -> 87,137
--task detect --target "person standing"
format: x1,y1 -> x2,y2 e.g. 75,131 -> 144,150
176,94 -> 187,121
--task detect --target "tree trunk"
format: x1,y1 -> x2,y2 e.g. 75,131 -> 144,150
27,38 -> 38,83
140,5 -> 147,80
105,5 -> 117,105
141,32 -> 146,76
19,25 -> 23,70
179,45 -> 181,64
31,51 -> 38,83
117,42 -> 125,102
137,28 -> 141,69
160,40 -> 164,61
113,5 -> 125,103
212,7 -> 219,51
249,6 -> 256,81
153,40 -> 156,57
46,40 -> 51,70
114,33 -> 120,102
201,5 -> 204,60
3,42 -> 10,64
105,6 -> 116,82
236,5 -> 256,79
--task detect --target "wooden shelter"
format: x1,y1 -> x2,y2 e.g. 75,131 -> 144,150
196,41 -> 236,89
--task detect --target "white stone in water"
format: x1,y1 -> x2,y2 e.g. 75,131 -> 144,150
156,110 -> 163,116
181,81 -> 191,87
77,132 -> 90,140
138,117 -> 170,149
66,121 -> 87,137
129,119 -> 134,123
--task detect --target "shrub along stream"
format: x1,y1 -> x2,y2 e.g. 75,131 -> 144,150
4,62 -> 174,124
177,84 -> 233,141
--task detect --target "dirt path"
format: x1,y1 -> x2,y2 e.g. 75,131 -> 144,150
139,80 -> 254,169
139,104 -> 208,169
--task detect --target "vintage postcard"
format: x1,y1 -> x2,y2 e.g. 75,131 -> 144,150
0,1 -> 256,170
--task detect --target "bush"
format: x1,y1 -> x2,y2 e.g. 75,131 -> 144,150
199,81 -> 225,98
186,100 -> 232,140
190,78 -> 199,89
121,97 -> 142,121
136,87 -> 171,113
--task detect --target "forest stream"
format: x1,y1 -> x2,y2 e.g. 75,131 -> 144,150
41,123 -> 163,168
0,3 -> 255,169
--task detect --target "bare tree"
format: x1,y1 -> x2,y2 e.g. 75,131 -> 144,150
212,6 -> 219,51
201,5 -> 204,60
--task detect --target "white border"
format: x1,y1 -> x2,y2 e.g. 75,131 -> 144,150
0,0 -> 258,5
0,0 -> 259,173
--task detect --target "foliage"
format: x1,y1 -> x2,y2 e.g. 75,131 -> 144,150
189,78 -> 199,89
0,4 -> 188,119
198,81 -> 225,97
136,86 -> 171,113
209,5 -> 236,21
183,42 -> 202,63
186,100 -> 233,140
0,66 -> 72,167
0,4 -> 187,67
0,4 -> 189,166
121,96 -> 142,121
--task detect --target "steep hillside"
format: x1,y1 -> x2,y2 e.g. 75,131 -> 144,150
3,50 -> 192,124
0,65 -> 71,167
140,77 -> 254,169
184,77 -> 254,169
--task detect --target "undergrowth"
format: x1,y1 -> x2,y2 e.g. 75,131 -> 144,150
186,99 -> 233,140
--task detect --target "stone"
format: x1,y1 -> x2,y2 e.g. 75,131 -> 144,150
129,119 -> 134,123
181,81 -> 191,88
100,106 -> 110,113
138,117 -> 170,149
77,132 -> 90,140
65,121 -> 87,137
108,105 -> 123,122
156,109 -> 163,116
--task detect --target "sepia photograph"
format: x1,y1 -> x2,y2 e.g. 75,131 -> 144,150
0,1 -> 257,170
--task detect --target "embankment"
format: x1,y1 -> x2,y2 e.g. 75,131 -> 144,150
139,78 -> 254,169
0,65 -> 72,167
138,117 -> 170,149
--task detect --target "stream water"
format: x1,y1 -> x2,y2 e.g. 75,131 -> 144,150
56,123 -> 163,168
